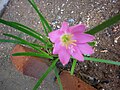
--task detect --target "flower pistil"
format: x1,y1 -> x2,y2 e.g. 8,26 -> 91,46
60,33 -> 76,48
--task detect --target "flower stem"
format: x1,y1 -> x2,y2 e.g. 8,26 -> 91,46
70,59 -> 77,75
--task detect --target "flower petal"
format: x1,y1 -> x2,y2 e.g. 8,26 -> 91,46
73,33 -> 95,43
71,46 -> 84,62
53,42 -> 61,54
48,30 -> 61,43
60,22 -> 69,33
78,43 -> 94,55
58,47 -> 70,66
70,24 -> 86,34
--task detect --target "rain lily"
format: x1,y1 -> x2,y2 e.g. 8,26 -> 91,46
49,22 -> 95,65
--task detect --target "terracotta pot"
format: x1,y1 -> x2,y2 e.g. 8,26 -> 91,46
10,44 -> 50,79
60,71 -> 96,90
11,45 -> 96,90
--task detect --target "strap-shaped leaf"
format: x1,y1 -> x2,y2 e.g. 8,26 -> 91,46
0,39 -> 21,44
41,20 -> 48,36
33,58 -> 58,90
54,67 -> 63,90
0,19 -> 47,44
3,33 -> 50,56
3,33 -> 30,43
0,38 -> 44,48
28,0 -> 52,34
86,13 -> 120,35
84,57 -> 120,66
3,33 -> 44,48
12,21 -> 45,38
12,52 -> 53,59
70,59 -> 77,75
30,43 -> 44,48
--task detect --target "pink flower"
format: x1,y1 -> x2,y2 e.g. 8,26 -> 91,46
49,22 -> 95,65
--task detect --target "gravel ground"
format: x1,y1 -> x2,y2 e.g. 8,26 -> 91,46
0,0 -> 120,90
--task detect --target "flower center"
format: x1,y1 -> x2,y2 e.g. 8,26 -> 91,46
60,33 -> 76,48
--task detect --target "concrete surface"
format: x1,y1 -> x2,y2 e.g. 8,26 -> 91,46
0,0 -> 9,17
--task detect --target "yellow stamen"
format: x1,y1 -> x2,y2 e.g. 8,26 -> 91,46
60,33 -> 76,48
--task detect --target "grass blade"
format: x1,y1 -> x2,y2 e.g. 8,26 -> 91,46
12,21 -> 45,38
70,59 -> 77,75
3,33 -> 31,43
30,43 -> 44,48
0,19 -> 47,44
33,58 -> 58,90
0,38 -> 44,48
0,39 -> 21,44
41,20 -> 48,36
12,52 -> 53,59
28,0 -> 52,34
84,57 -> 120,66
86,13 -> 120,35
3,33 -> 44,48
54,67 -> 63,90
3,33 -> 49,56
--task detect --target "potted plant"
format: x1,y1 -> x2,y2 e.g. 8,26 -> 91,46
0,0 -> 120,90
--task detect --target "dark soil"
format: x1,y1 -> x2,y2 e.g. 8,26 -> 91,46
0,0 -> 120,90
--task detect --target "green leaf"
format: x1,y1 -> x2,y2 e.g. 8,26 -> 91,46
0,39 -> 21,44
12,21 -> 45,38
86,13 -> 120,35
54,67 -> 63,90
0,38 -> 44,48
28,0 -> 52,50
84,57 -> 120,66
88,41 -> 96,46
0,19 -> 47,44
3,33 -> 44,48
3,33 -> 30,43
28,0 -> 52,34
70,59 -> 77,75
41,20 -> 48,36
12,52 -> 53,59
3,33 -> 49,56
33,58 -> 59,90
30,43 -> 44,48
